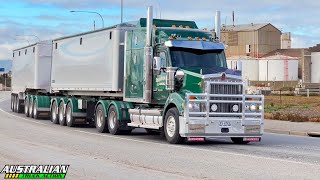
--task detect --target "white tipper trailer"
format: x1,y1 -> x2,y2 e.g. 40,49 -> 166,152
11,41 -> 52,114
10,7 -> 264,144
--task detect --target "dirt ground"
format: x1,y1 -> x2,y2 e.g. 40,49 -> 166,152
264,95 -> 320,122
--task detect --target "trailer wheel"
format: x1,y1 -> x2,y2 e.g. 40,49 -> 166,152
28,98 -> 34,118
33,99 -> 39,119
66,102 -> 75,127
50,101 -> 59,124
24,97 -> 29,116
11,94 -> 14,111
164,107 -> 183,144
15,96 -> 19,113
95,104 -> 109,133
107,105 -> 121,135
58,102 -> 66,126
231,137 -> 250,145
12,95 -> 16,112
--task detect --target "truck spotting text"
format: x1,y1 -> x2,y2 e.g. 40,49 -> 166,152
10,6 -> 264,144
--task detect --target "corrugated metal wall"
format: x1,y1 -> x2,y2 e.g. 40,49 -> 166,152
221,24 -> 281,58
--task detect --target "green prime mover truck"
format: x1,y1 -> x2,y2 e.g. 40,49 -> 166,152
11,7 -> 264,144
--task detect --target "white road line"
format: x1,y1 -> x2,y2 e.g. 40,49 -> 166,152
0,101 -> 319,167
0,108 -> 47,125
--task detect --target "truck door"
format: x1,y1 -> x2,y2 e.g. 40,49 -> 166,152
152,50 -> 168,104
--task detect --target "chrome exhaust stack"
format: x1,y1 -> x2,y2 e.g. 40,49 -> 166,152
215,11 -> 221,41
143,6 -> 153,103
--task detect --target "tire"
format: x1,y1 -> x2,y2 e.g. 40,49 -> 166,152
58,101 -> 66,126
107,105 -> 121,135
28,98 -> 34,118
15,96 -> 19,113
95,104 -> 109,133
66,102 -> 75,127
164,107 -> 183,144
50,101 -> 59,124
25,97 -> 29,117
11,95 -> 14,111
12,95 -> 16,112
33,99 -> 39,119
231,137 -> 250,145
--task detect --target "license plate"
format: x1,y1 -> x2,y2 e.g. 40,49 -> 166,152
219,121 -> 231,127
243,137 -> 261,142
187,137 -> 205,142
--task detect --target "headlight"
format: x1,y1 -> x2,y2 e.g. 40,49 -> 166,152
211,104 -> 218,112
189,103 -> 200,112
249,104 -> 257,112
258,104 -> 263,112
232,104 -> 239,112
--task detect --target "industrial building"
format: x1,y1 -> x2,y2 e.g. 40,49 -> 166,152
220,23 -> 281,58
227,55 -> 299,82
263,48 -> 310,82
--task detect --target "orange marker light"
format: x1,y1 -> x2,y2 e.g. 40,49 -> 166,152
189,95 -> 195,100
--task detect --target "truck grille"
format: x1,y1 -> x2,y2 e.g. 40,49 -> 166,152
210,84 -> 243,95
210,83 -> 243,114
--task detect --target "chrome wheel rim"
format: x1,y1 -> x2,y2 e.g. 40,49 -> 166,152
52,104 -> 57,121
15,97 -> 19,111
108,111 -> 116,129
97,110 -> 103,128
29,99 -> 33,115
166,116 -> 176,138
33,101 -> 37,117
24,98 -> 28,114
59,104 -> 64,122
66,106 -> 71,123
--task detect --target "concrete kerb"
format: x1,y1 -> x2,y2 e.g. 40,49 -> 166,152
265,128 -> 320,137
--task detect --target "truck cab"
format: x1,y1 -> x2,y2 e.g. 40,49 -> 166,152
124,17 -> 264,144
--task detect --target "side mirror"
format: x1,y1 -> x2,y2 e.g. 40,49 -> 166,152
153,57 -> 161,72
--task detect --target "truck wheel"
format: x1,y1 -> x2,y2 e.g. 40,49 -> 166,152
164,107 -> 183,144
58,102 -> 66,126
12,95 -> 16,112
107,105 -> 121,135
28,98 -> 34,118
66,102 -> 75,127
33,99 -> 39,119
11,95 -> 14,111
231,137 -> 250,145
25,97 -> 29,116
50,101 -> 59,124
15,96 -> 19,113
95,104 -> 109,133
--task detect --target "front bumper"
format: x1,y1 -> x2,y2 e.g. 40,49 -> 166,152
179,116 -> 263,138
180,92 -> 264,138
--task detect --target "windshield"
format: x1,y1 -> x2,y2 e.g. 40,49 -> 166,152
170,47 -> 227,70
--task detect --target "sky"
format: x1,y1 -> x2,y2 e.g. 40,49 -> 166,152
0,0 -> 319,60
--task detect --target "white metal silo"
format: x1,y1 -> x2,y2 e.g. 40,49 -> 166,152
241,60 -> 259,81
227,58 -> 259,81
259,55 -> 298,81
311,52 -> 320,83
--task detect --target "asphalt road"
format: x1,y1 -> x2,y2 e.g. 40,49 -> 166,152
0,94 -> 320,180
